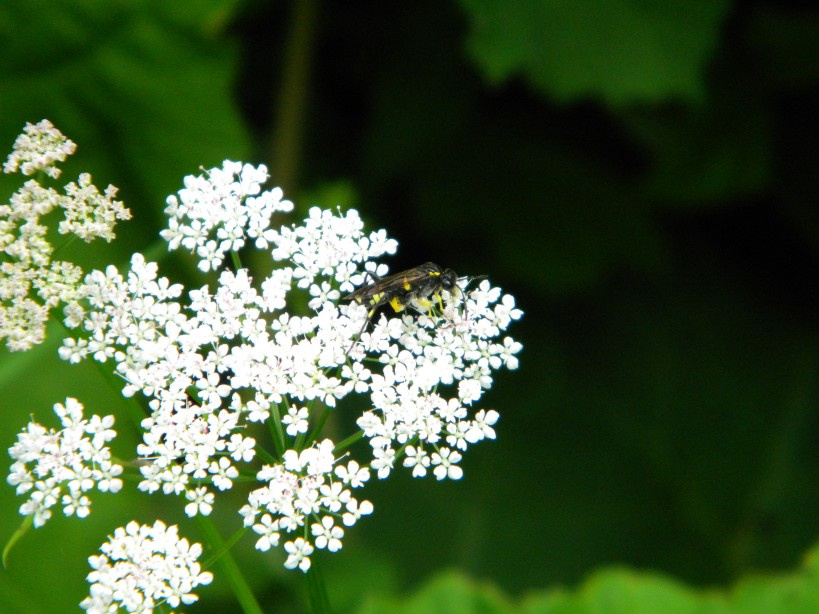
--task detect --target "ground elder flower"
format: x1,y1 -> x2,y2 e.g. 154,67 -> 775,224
241,440 -> 373,572
350,279 -> 522,481
161,160 -> 294,272
3,119 -> 76,178
135,399 -> 254,511
60,173 -> 131,242
55,161 -> 521,572
267,205 -> 397,289
1,121 -> 130,350
6,398 -> 123,528
80,520 -> 212,613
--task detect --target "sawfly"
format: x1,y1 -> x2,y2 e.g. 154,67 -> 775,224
341,262 -> 486,353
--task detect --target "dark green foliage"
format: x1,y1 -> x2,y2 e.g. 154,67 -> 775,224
3,1 -> 819,611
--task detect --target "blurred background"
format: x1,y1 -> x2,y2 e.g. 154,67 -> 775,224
2,1 -> 819,612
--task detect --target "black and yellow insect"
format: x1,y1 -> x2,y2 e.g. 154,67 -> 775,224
343,262 -> 457,317
341,262 -> 484,351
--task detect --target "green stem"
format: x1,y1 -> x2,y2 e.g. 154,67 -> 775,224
269,402 -> 287,456
255,443 -> 278,466
51,232 -> 80,257
140,237 -> 172,264
270,0 -> 319,193
231,249 -> 244,271
2,515 -> 33,568
54,315 -> 147,428
333,430 -> 364,455
304,402 -> 330,445
196,515 -> 263,614
202,525 -> 247,569
305,557 -> 332,614
92,359 -> 147,427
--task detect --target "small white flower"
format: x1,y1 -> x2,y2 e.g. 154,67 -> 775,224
283,537 -> 314,572
458,378 -> 484,404
466,409 -> 499,443
431,447 -> 463,481
227,433 -> 256,462
79,520 -> 212,612
498,336 -> 523,370
371,446 -> 396,479
335,460 -> 370,488
282,405 -> 310,437
342,498 -> 374,527
185,486 -> 215,516
62,488 -> 91,519
403,446 -> 431,477
252,514 -> 281,551
210,456 -> 239,491
319,480 -> 350,512
312,516 -> 344,552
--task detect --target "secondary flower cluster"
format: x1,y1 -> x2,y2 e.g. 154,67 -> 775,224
161,160 -> 294,272
1,120 -> 131,351
6,398 -> 123,528
80,520 -> 213,613
240,439 -> 374,572
3,119 -> 76,178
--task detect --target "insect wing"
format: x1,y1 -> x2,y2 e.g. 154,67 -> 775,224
342,263 -> 442,305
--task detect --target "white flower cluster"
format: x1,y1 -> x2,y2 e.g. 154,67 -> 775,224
161,160 -> 294,272
54,254 -> 257,515
6,398 -> 123,528
3,119 -> 76,178
80,520 -> 213,613
354,283 -> 521,480
55,161 -> 521,573
1,121 -> 131,350
60,172 -> 131,242
266,205 -> 397,294
240,439 -> 373,572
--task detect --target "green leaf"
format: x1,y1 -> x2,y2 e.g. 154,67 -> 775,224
624,90 -> 772,207
0,0 -> 250,224
357,572 -> 510,614
2,516 -> 33,569
571,569 -> 722,614
458,0 -> 731,105
745,5 -> 819,89
357,545 -> 819,613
